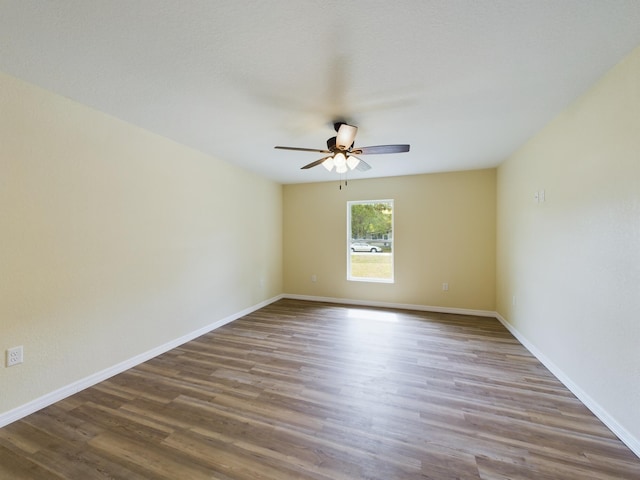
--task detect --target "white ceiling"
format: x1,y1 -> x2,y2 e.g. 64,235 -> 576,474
2,1 -> 640,184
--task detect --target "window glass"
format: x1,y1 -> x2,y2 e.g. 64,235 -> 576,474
347,200 -> 394,282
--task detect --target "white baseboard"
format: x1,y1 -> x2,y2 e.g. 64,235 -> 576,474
0,295 -> 284,429
282,293 -> 497,318
494,312 -> 640,459
285,295 -> 640,458
4,294 -> 637,461
1,293 -> 491,429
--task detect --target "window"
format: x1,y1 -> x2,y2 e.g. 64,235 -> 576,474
347,199 -> 394,283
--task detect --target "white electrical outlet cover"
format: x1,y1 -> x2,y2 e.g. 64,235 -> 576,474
7,346 -> 23,367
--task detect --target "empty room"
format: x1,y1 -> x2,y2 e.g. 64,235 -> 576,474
1,2 -> 639,479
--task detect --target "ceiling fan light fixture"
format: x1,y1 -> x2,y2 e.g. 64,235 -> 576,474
274,122 -> 410,179
322,157 -> 335,171
346,155 -> 360,170
335,124 -> 358,150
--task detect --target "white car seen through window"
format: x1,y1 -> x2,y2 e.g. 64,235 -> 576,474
351,242 -> 382,253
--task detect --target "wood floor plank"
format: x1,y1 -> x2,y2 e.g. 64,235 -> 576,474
1,299 -> 639,479
0,443 -> 65,480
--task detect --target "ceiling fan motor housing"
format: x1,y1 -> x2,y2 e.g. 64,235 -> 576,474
327,134 -> 355,152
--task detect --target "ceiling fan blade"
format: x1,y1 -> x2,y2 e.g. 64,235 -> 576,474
301,156 -> 331,170
353,157 -> 371,171
275,146 -> 332,154
351,144 -> 410,155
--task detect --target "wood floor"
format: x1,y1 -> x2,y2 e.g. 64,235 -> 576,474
1,299 -> 639,479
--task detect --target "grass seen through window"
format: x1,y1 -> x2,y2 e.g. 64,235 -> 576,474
349,253 -> 393,279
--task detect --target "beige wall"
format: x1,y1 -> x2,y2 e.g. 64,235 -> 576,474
0,72 -> 282,415
283,170 -> 496,311
497,46 -> 640,448
4,39 -> 638,454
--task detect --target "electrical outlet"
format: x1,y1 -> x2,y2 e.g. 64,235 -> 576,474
7,346 -> 23,367
442,282 -> 449,291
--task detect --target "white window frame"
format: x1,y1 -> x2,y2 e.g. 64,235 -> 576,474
347,199 -> 394,283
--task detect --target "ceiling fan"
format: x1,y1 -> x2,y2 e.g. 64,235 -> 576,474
275,122 -> 410,173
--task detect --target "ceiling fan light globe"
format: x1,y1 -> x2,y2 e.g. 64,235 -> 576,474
346,156 -> 360,170
334,152 -> 347,168
336,124 -> 358,150
336,163 -> 348,174
322,157 -> 335,171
